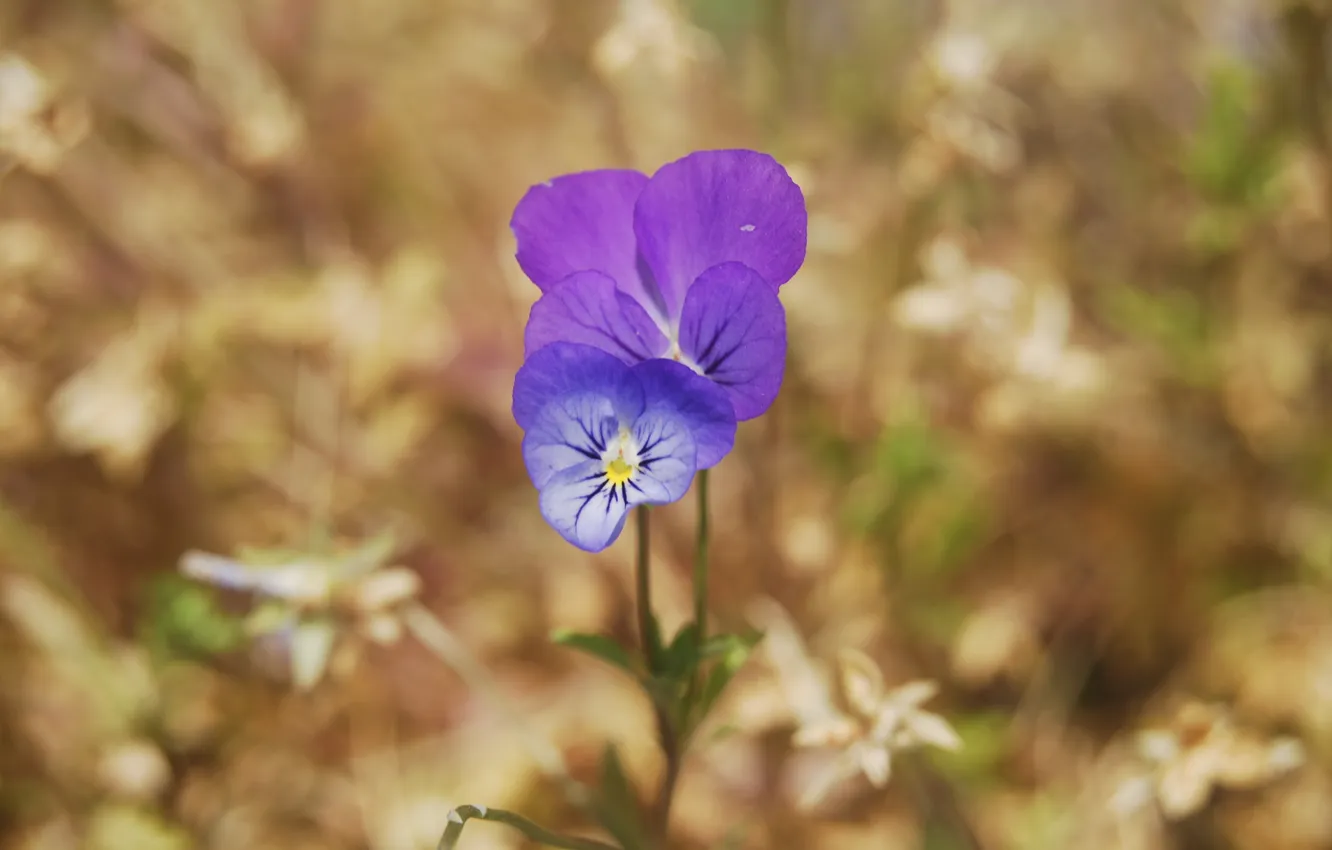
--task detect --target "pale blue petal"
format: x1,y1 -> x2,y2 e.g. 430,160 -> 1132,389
629,408 -> 696,503
539,461 -> 633,552
521,393 -> 621,489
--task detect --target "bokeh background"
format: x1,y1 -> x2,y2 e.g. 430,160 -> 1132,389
3,0 -> 1332,848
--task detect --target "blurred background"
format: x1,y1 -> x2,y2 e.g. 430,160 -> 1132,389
3,0 -> 1332,848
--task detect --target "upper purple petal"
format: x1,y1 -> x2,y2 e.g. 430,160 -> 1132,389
512,342 -> 644,431
510,169 -> 665,320
631,359 -> 736,469
632,150 -> 807,318
677,262 -> 787,421
524,270 -> 670,365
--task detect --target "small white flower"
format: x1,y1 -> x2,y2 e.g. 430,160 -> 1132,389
0,54 -> 88,172
751,598 -> 964,810
771,619 -> 960,807
930,31 -> 995,91
179,532 -> 420,690
592,0 -> 707,80
1114,701 -> 1306,821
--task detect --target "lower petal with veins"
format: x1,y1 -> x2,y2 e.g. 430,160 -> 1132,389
538,460 -> 633,552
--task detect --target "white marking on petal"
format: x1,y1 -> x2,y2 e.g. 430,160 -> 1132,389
740,223 -> 756,232
664,339 -> 704,376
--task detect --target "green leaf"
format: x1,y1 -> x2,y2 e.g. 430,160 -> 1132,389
689,631 -> 761,731
551,629 -> 639,677
593,744 -> 648,850
140,575 -> 244,661
661,622 -> 701,678
645,612 -> 666,673
1184,62 -> 1279,207
699,631 -> 760,660
695,661 -> 741,720
876,418 -> 947,499
644,674 -> 687,728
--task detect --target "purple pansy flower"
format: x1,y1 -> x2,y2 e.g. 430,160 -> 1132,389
513,342 -> 735,552
511,149 -> 806,421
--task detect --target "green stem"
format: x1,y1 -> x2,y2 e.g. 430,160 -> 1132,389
437,805 -> 619,850
634,504 -> 681,844
693,470 -> 710,653
681,469 -> 712,717
635,505 -> 656,669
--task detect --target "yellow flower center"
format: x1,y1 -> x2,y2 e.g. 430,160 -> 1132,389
605,457 -> 635,484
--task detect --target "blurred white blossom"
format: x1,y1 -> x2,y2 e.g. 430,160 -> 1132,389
0,54 -> 89,173
115,0 -> 303,166
894,234 -> 1110,431
929,31 -> 996,92
1111,701 -> 1306,822
593,0 -> 708,80
749,599 -> 961,809
949,593 -> 1040,688
180,531 -> 421,690
321,249 -> 458,407
49,313 -> 178,480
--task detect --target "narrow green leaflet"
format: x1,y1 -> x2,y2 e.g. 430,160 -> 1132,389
699,631 -> 760,660
551,629 -> 639,678
644,611 -> 666,673
140,575 -> 244,661
592,744 -> 648,850
688,630 -> 761,734
660,623 -> 700,678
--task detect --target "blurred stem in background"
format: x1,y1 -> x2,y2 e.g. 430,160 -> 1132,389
759,0 -> 792,135
402,604 -> 596,811
1280,1 -> 1332,248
